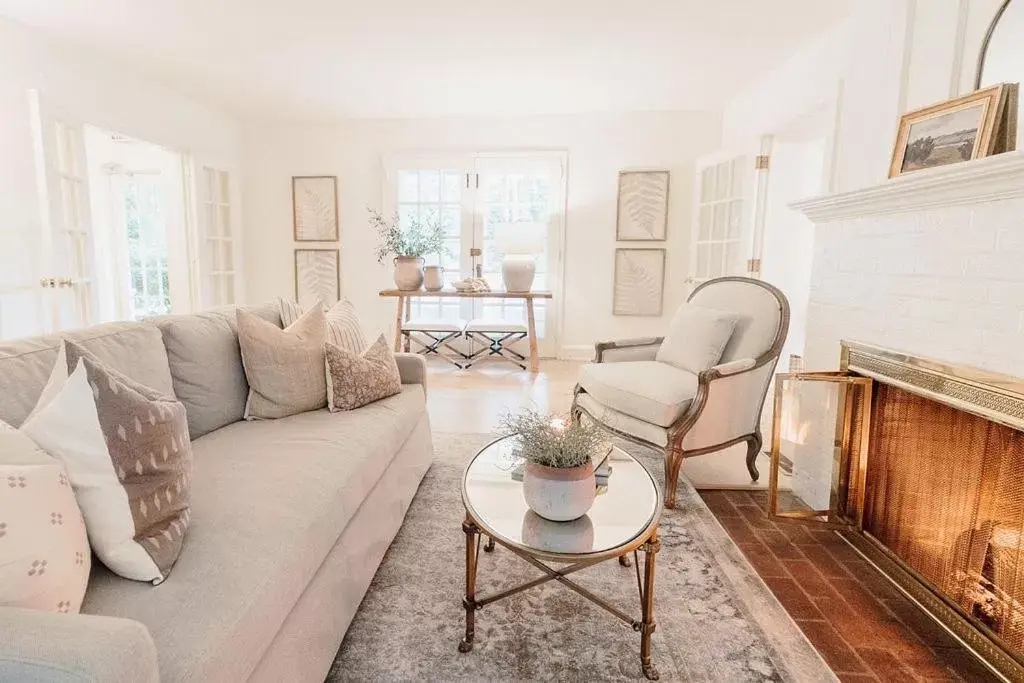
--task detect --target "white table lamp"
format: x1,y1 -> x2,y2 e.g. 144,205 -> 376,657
495,223 -> 545,293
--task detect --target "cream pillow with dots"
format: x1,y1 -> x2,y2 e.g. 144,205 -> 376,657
0,421 -> 90,613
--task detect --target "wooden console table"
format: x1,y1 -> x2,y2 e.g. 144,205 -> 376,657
378,289 -> 553,373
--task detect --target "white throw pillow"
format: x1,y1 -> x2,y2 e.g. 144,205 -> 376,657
22,347 -> 193,584
656,303 -> 739,373
0,421 -> 91,613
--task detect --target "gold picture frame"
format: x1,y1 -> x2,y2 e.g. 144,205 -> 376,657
888,83 -> 1016,178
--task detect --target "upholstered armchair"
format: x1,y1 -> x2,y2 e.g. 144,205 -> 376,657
571,277 -> 790,508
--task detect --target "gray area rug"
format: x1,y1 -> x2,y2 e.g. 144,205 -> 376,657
329,432 -> 835,682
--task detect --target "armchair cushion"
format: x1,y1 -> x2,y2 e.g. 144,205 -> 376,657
578,361 -> 697,428
655,303 -> 738,373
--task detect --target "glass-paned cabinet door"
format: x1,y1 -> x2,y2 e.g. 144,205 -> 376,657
692,154 -> 751,287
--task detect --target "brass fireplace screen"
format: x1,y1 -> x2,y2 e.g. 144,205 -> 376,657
770,348 -> 1024,677
865,383 -> 1024,657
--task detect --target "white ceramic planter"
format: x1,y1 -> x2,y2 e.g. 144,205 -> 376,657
501,255 -> 536,292
423,265 -> 444,292
522,460 -> 596,522
393,256 -> 424,291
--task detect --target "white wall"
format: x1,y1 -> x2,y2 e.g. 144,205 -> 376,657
0,16 -> 240,339
240,112 -> 721,355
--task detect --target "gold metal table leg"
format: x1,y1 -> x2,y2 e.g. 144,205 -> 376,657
639,532 -> 660,680
458,515 -> 479,653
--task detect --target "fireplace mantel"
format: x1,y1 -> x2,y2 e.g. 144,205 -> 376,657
791,151 -> 1024,222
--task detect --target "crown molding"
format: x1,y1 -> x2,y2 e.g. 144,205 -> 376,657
791,151 -> 1024,223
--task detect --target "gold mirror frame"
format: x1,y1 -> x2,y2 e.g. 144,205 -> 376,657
975,0 -> 1014,90
768,372 -> 873,526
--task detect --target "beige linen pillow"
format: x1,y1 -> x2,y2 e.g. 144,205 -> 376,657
239,305 -> 327,419
21,341 -> 192,584
279,297 -> 367,354
0,422 -> 91,613
325,334 -> 402,411
655,303 -> 739,374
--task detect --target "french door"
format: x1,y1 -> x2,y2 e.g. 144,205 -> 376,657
689,151 -> 758,291
383,152 -> 566,357
5,90 -> 100,337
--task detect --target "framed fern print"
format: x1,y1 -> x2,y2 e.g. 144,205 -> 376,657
292,176 -> 339,241
294,249 -> 340,308
613,248 -> 665,316
616,170 -> 670,241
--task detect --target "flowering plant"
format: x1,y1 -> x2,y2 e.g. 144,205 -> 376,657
498,409 -> 605,469
368,207 -> 450,263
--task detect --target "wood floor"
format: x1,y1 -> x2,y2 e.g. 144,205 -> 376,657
425,359 -> 998,682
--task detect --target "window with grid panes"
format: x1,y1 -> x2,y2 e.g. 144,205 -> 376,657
476,169 -> 552,338
387,153 -> 564,356
122,177 -> 170,318
397,168 -> 465,323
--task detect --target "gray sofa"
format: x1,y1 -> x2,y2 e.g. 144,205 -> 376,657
0,303 -> 434,683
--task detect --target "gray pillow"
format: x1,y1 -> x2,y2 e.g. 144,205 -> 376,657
238,306 -> 327,419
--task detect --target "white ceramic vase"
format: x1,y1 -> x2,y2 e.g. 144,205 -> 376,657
423,265 -> 444,292
393,256 -> 424,291
521,511 -> 595,553
501,255 -> 536,292
522,460 -> 596,522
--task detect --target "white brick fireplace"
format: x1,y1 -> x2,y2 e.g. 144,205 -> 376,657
794,151 -> 1024,379
783,151 -> 1024,509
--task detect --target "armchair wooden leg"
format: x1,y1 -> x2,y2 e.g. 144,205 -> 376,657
745,431 -> 762,482
663,448 -> 684,509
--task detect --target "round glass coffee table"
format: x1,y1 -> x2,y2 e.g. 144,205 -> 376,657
458,435 -> 663,680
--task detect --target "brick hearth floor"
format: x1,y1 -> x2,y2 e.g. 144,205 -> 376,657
697,490 -> 999,682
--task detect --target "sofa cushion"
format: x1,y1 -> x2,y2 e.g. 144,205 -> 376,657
578,361 -> 697,428
239,306 -> 328,420
150,303 -> 282,439
0,322 -> 173,430
689,280 -> 784,363
25,342 -> 193,584
326,335 -> 401,411
0,422 -> 91,614
656,303 -> 738,373
80,385 -> 427,683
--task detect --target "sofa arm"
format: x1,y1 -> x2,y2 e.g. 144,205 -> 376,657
594,337 -> 664,363
394,353 -> 427,394
0,607 -> 159,683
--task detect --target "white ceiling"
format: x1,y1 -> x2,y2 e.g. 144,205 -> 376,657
0,0 -> 854,120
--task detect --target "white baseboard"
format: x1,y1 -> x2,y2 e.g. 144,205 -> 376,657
558,345 -> 594,362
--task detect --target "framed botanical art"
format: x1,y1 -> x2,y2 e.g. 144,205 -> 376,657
294,249 -> 340,308
292,176 -> 339,241
889,83 -> 1016,178
616,170 -> 670,241
613,248 -> 666,316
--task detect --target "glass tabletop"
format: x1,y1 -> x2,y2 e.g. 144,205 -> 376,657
461,435 -> 662,560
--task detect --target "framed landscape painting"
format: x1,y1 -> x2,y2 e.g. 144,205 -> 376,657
889,84 -> 1012,178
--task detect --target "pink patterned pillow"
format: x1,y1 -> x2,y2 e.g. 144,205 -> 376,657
325,335 -> 402,411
